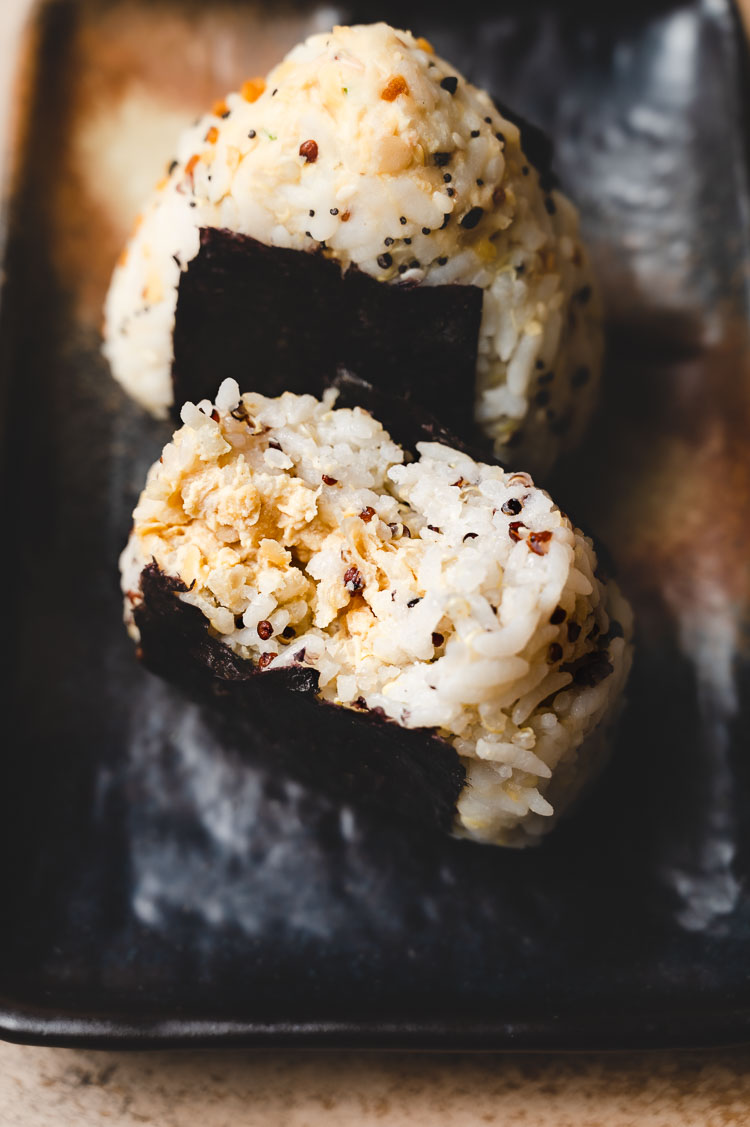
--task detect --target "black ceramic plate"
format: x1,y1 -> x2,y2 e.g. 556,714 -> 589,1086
1,0 -> 750,1050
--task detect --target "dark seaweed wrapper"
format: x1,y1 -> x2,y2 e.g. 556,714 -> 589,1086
133,563 -> 466,834
172,229 -> 484,442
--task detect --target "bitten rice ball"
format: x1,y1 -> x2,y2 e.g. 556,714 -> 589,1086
104,22 -> 602,476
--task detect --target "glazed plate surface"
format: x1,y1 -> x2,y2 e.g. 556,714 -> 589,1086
1,0 -> 750,1049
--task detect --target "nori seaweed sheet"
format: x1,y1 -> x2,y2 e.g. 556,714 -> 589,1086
133,563 -> 467,834
172,229 -> 483,438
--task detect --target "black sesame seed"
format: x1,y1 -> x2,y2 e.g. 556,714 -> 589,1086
496,132 -> 505,142
433,151 -> 452,166
168,159 -> 178,174
535,359 -> 545,370
484,116 -> 492,123
407,597 -> 421,608
305,231 -> 312,238
221,110 -> 231,119
330,207 -> 339,215
403,237 -> 412,245
463,532 -> 478,541
572,366 -> 590,387
544,196 -> 557,215
400,215 -> 407,225
476,178 -> 484,186
384,236 -> 394,246
377,253 -> 393,269
248,129 -> 256,138
422,227 -> 431,235
440,76 -> 458,95
398,265 -> 408,274
272,88 -> 278,96
437,256 -> 447,265
309,209 -> 315,216
189,201 -> 196,208
470,129 -> 480,138
443,173 -> 452,183
446,187 -> 455,197
501,498 -> 522,516
550,606 -> 567,625
410,259 -> 420,269
460,206 -> 484,230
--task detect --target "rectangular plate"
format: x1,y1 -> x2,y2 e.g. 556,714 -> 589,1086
1,0 -> 750,1050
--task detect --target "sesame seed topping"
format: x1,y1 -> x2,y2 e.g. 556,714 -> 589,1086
168,159 -> 178,174
484,116 -> 492,123
470,129 -> 480,138
460,206 -> 484,229
384,236 -> 394,246
476,178 -> 484,186
440,76 -> 458,94
433,151 -> 452,166
496,132 -> 505,142
422,227 -> 431,235
446,187 -> 455,197
299,139 -> 318,163
248,129 -> 256,138
330,208 -> 339,215
443,173 -> 452,182
309,209 -> 315,217
377,252 -> 393,269
528,530 -> 553,555
399,216 -> 407,225
407,598 -> 421,608
343,566 -> 364,592
501,498 -> 522,516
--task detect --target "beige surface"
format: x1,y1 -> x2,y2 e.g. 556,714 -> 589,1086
3,0 -> 750,1123
2,1045 -> 750,1126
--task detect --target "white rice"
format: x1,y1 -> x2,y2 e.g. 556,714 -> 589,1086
104,22 -> 602,475
121,379 -> 632,847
